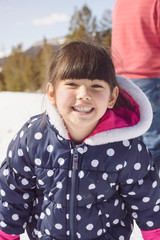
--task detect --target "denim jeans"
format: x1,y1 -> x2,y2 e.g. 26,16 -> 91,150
132,78 -> 160,170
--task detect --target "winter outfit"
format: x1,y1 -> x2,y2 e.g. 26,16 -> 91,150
0,76 -> 160,240
111,0 -> 160,169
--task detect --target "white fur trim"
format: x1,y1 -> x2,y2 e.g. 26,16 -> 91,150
45,76 -> 153,145
85,76 -> 153,145
45,98 -> 69,139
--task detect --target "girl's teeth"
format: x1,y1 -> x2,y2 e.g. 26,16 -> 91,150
74,107 -> 92,112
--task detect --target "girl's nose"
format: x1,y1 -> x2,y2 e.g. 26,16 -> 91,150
77,86 -> 91,100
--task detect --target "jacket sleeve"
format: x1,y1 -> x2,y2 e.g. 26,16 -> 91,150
0,230 -> 20,240
141,227 -> 160,240
0,123 -> 36,235
118,138 -> 160,232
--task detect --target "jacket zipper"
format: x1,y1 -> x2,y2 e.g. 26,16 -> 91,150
69,146 -> 78,240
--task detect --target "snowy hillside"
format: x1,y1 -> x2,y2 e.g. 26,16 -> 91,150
0,92 -> 143,240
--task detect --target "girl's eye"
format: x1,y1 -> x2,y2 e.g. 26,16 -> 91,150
92,84 -> 103,88
66,82 -> 77,87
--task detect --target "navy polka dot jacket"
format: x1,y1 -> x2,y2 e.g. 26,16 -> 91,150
0,77 -> 160,240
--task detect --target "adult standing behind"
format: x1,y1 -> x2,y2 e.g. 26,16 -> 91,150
111,0 -> 160,170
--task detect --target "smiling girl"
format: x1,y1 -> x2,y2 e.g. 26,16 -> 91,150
0,40 -> 160,240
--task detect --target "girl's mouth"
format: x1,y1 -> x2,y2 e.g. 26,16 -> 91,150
72,106 -> 93,113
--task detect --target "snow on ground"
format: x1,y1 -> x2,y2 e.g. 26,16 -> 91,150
0,92 -> 143,239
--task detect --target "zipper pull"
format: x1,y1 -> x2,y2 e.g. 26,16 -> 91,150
72,148 -> 78,170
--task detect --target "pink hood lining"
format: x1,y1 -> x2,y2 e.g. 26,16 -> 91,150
88,90 -> 140,138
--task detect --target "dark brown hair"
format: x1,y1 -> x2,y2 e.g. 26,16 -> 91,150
47,40 -> 134,110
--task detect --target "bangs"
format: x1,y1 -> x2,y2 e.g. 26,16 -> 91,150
57,41 -> 115,84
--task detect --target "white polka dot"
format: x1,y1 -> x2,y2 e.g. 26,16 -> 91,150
68,170 -> 72,178
142,197 -> 150,203
46,208 -> 51,216
156,199 -> 160,205
38,179 -> 44,185
97,194 -> 104,199
106,222 -> 110,227
9,184 -> 16,190
76,214 -> 81,221
23,193 -> 30,199
107,148 -> 115,156
0,189 -> 6,196
38,232 -> 42,238
78,171 -> 84,178
47,145 -> 54,153
124,161 -> 127,167
18,149 -> 23,156
146,221 -> 154,227
132,212 -> 138,219
12,214 -> 19,221
45,229 -> 50,235
23,222 -> 27,229
116,164 -> 123,171
153,205 -> 160,212
34,132 -> 42,140
0,221 -> 7,227
47,170 -> 54,177
35,158 -> 42,166
88,184 -> 96,190
102,173 -> 108,180
31,118 -> 38,122
66,194 -> 70,200
138,144 -> 142,151
3,202 -> 8,207
55,223 -> 62,229
152,181 -> 157,188
8,150 -> 12,158
57,203 -> 62,209
22,178 -> 29,185
77,147 -> 84,154
77,232 -> 81,239
128,191 -> 136,195
113,219 -> 119,224
119,236 -> 125,240
134,163 -> 141,170
77,195 -> 82,201
58,158 -> 65,166
86,224 -> 94,230
20,131 -> 24,138
123,140 -> 130,147
66,214 -> 69,219
114,199 -> 119,206
126,179 -> 134,184
40,212 -> 45,219
98,210 -> 102,215
131,205 -> 138,210
56,182 -> 62,189
86,204 -> 92,209
3,169 -> 9,176
97,229 -> 103,236
91,159 -> 99,167
24,166 -> 31,172
138,179 -> 144,185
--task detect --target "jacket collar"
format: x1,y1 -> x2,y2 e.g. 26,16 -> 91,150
45,76 -> 153,146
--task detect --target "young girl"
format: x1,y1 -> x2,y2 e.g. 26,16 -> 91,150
0,40 -> 160,240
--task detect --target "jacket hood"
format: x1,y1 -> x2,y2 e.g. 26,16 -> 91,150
45,76 -> 153,146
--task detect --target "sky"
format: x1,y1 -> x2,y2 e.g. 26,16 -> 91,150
0,0 -> 116,58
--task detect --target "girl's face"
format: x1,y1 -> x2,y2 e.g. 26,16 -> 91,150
47,78 -> 118,142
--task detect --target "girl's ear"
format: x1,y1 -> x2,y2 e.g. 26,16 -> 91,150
108,86 -> 119,109
47,83 -> 56,105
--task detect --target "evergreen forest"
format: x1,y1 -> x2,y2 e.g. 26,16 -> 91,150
0,5 -> 112,92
